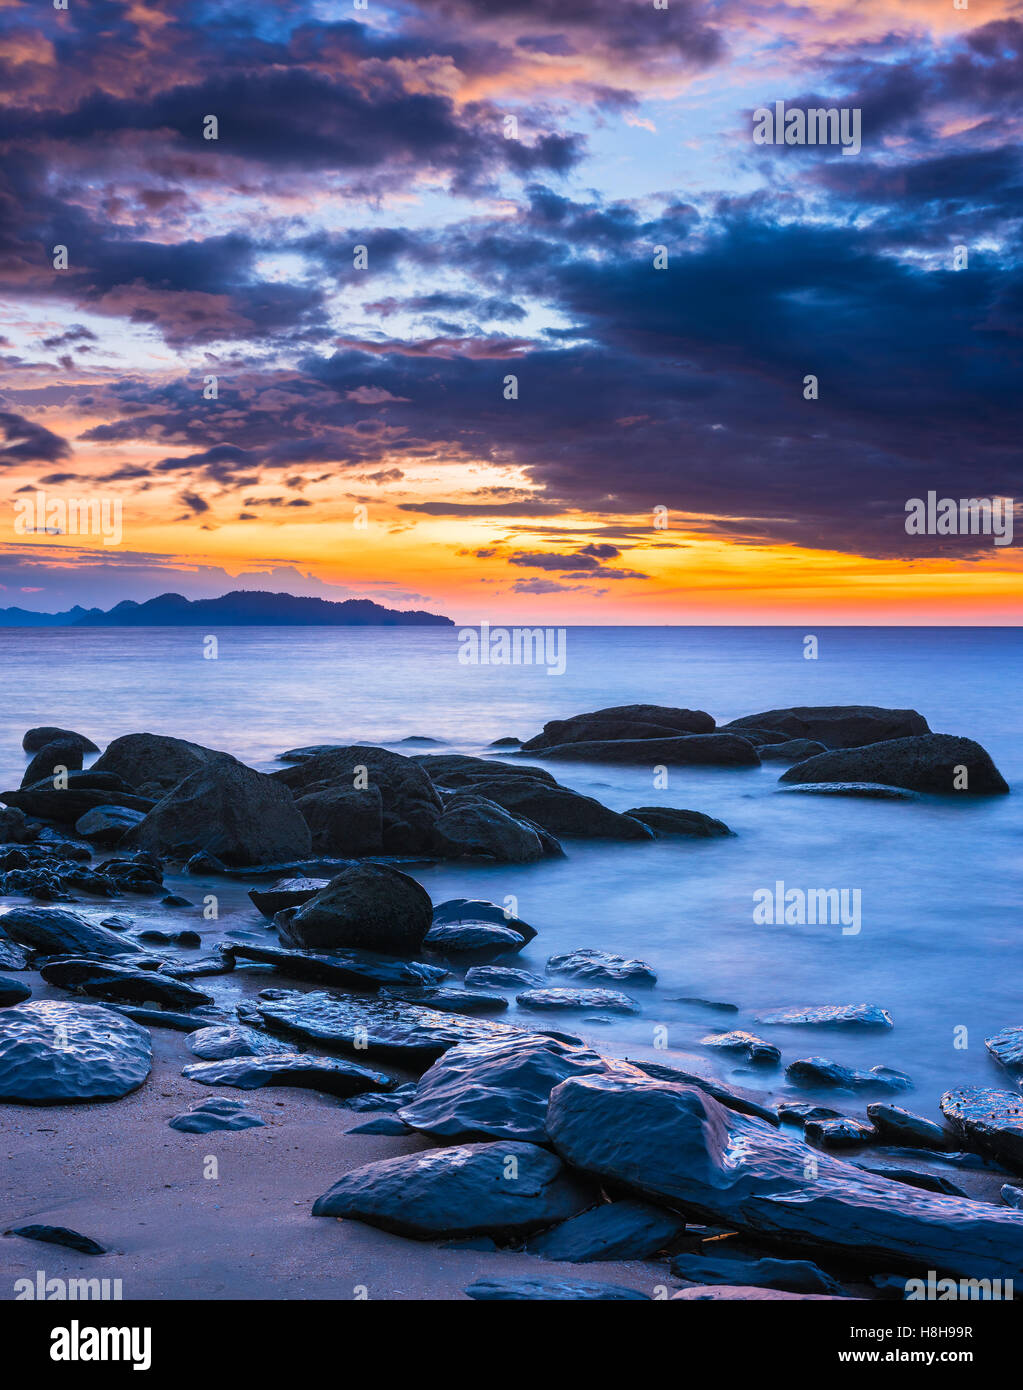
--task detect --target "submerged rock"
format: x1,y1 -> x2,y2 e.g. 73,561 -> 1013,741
624,806 -> 733,837
537,734 -> 759,767
701,1031 -> 780,1066
528,1199 -> 684,1263
866,1103 -> 954,1150
0,976 -> 31,1006
786,1058 -> 912,1094
671,1252 -> 843,1295
546,948 -> 656,986
184,1053 -> 392,1097
756,1004 -> 893,1030
522,705 -> 715,750
725,705 -> 930,749
780,734 -> 1009,796
940,1086 -> 1023,1171
781,782 -> 918,800
378,985 -> 508,1015
424,921 -> 527,956
804,1116 -> 878,1148
186,1024 -> 298,1060
0,906 -> 144,960
466,1277 -> 648,1301
464,965 -> 545,990
277,862 -> 432,955
0,1000 -> 152,1103
312,1140 -> 596,1238
517,987 -> 640,1015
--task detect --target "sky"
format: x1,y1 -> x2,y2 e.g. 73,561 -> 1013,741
0,0 -> 1020,624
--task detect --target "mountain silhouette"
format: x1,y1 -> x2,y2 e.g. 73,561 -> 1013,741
0,590 -> 453,627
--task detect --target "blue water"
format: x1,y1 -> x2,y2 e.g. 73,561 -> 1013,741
1,625 -> 1020,1120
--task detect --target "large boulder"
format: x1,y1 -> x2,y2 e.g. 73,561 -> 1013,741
91,732 -> 229,793
0,906 -> 143,959
277,863 -> 432,954
294,784 -> 383,856
21,740 -> 84,787
137,757 -> 311,867
440,776 -> 652,841
23,727 -> 99,754
0,1000 -> 152,1103
536,735 -> 760,767
725,706 -> 930,749
546,1072 -> 1023,1281
521,705 -> 715,751
431,793 -> 549,863
779,734 -> 1009,795
311,1140 -> 597,1238
273,745 -> 442,853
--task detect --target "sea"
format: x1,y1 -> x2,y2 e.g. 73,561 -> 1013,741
1,624 -> 1020,1120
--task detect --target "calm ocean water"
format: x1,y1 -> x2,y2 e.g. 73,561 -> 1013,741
1,624 -> 1021,1119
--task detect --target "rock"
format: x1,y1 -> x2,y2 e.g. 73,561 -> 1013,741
671,1252 -> 843,1295
1,773 -> 155,824
137,756 -> 311,867
701,1031 -> 780,1065
464,965 -> 544,990
183,1053 -> 392,1097
854,1160 -> 967,1197
0,976 -> 31,1006
432,898 -> 537,941
1001,1185 -> 1023,1209
776,1101 -> 842,1124
168,1097 -> 265,1133
273,745 -> 442,853
423,772 -> 652,841
294,784 -> 383,856
538,734 -> 760,767
866,1103 -> 954,1150
517,987 -> 640,1015
5,1224 -> 105,1255
226,940 -> 446,990
39,958 -> 213,1011
0,906 -> 143,959
528,1198 -> 684,1262
276,744 -> 345,763
756,1004 -> 893,1030
0,939 -> 28,972
107,1005 -> 220,1032
136,928 -> 200,946
278,863 -> 432,955
786,1058 -> 912,1094
424,921 -> 527,956
489,737 -> 521,748
161,954 -> 234,980
398,1034 -> 620,1143
624,806 -> 733,837
672,996 -> 739,1013
758,739 -> 828,762
349,1114 -> 411,1135
21,739 -> 84,787
784,782 -> 920,799
940,1086 -> 1023,1170
805,1116 -> 878,1148
312,1140 -> 596,1238
186,1024 -> 298,1060
91,732 -> 228,791
432,794 -> 549,862
412,753 -> 558,787
248,877 -> 331,918
74,805 -> 146,845
378,986 -> 509,1015
0,1000 -> 152,1103
672,1286 -> 851,1300
780,734 -> 1009,796
466,1277 -> 648,1301
23,727 -> 99,755
725,705 -> 930,749
346,1082 -> 417,1113
545,1072 -> 1023,1282
256,988 -> 581,1069
522,705 -> 715,751
546,948 -> 656,986
161,894 -> 192,908
0,807 -> 36,843
986,1026 -> 1023,1075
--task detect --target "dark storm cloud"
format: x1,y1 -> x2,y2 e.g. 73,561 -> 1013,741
0,411 -> 72,466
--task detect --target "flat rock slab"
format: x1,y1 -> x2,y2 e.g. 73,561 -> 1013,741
169,1098 -> 266,1132
0,907 -> 144,960
671,1253 -> 843,1295
786,1057 -> 912,1093
528,1198 -> 683,1263
105,1005 -> 223,1032
466,1278 -> 648,1301
546,948 -> 656,986
464,965 -> 544,990
424,921 -> 526,955
624,806 -> 733,837
40,958 -> 213,1012
312,1140 -> 596,1239
377,986 -> 508,1015
5,1224 -> 105,1255
546,1073 -> 1023,1283
0,939 -> 29,972
256,989 -> 581,1069
779,783 -> 918,800
517,987 -> 640,1015
226,940 -> 446,990
756,1004 -> 893,1030
186,1024 -> 298,1061
940,1086 -> 1023,1172
0,1000 -> 152,1104
986,1026 -> 1023,1074
183,1053 -> 392,1098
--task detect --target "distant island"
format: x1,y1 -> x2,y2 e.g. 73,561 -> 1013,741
0,590 -> 454,627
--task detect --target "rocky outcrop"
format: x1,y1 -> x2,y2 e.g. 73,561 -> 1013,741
0,1000 -> 152,1103
276,863 -> 432,954
535,734 -> 760,767
780,735 -> 1009,795
521,705 -> 715,751
91,732 -> 229,793
625,807 -> 733,837
0,906 -> 144,959
137,757 -> 312,867
311,1140 -> 597,1239
725,705 -> 930,749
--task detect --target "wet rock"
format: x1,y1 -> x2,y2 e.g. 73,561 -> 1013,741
423,772 -> 652,841
780,734 -> 1009,795
624,806 -> 733,837
781,782 -> 919,799
528,1198 -> 684,1262
312,1140 -> 596,1238
672,996 -> 739,1013
776,1101 -> 842,1125
346,1082 -> 417,1113
5,1224 -> 105,1255
277,862 -> 432,955
137,928 -> 201,946
425,921 -> 527,956
0,1000 -> 152,1103
866,1103 -> 954,1150
489,737 -> 521,748
546,948 -> 656,986
805,1116 -> 878,1148
106,1005 -> 220,1032
759,739 -> 828,762
854,1160 -> 966,1197
1001,1185 -> 1023,1209
378,985 -> 508,1015
432,898 -> 536,942
940,1086 -> 1023,1170
756,1004 -> 893,1030
467,1277 -> 648,1301
294,784 -> 383,856
464,965 -> 544,990
0,906 -> 143,959
672,1286 -> 850,1300
522,705 -> 715,751
276,744 -> 345,763
539,734 -> 760,767
1,773 -> 155,824
256,988 -> 581,1068
184,1053 -> 392,1098
0,806 -> 37,843
91,732 -> 228,791
398,1034 -> 620,1143
701,1031 -> 780,1065
517,987 -> 640,1015
75,805 -> 146,845
986,1026 -> 1023,1075
0,976 -> 31,1005
21,739 -> 84,787
160,893 -> 192,908
412,753 -> 557,788
725,705 -> 930,749
671,1252 -> 843,1295
169,1097 -> 265,1132
23,727 -> 99,755
545,1072 -> 1023,1282
186,1024 -> 298,1060
0,939 -> 29,972
226,940 -> 446,990
248,876 -> 331,918
786,1058 -> 912,1094
432,793 -> 549,862
40,958 -> 213,1011
138,756 -> 311,867
349,1114 -> 411,1135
